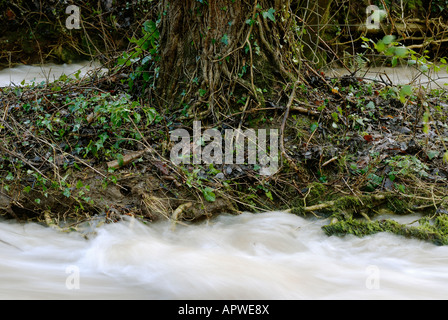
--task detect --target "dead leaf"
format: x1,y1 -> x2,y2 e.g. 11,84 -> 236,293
363,135 -> 373,143
153,161 -> 170,175
6,8 -> 15,20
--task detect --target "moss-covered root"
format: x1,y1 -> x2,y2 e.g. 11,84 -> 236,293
295,193 -> 417,218
322,215 -> 448,246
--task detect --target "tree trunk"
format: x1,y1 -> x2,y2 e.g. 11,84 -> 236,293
157,0 -> 300,118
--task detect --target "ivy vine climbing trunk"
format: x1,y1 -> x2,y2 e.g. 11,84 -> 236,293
156,0 -> 302,119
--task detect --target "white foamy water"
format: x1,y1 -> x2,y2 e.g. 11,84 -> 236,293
0,212 -> 447,300
0,61 -> 104,87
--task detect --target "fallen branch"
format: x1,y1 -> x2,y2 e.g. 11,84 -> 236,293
107,150 -> 147,170
291,100 -> 320,117
304,194 -> 387,212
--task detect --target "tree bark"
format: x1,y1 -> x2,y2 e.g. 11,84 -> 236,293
157,0 -> 299,116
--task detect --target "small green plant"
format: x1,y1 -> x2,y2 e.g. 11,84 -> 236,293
183,166 -> 217,202
385,155 -> 429,179
117,20 -> 160,92
65,92 -> 160,159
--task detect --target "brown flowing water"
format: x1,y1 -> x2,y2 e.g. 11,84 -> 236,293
1,212 -> 448,300
1,63 -> 448,300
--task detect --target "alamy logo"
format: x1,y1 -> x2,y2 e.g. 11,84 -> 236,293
170,121 -> 279,176
65,265 -> 80,290
366,5 -> 387,30
365,265 -> 381,290
66,5 -> 81,30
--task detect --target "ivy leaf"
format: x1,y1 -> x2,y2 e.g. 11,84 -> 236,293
391,56 -> 398,67
399,85 -> 413,102
310,122 -> 319,132
382,35 -> 396,45
394,47 -> 408,58
427,150 -> 440,160
221,34 -> 229,46
134,112 -> 142,124
245,18 -> 255,26
63,188 -> 71,198
76,180 -> 84,189
366,101 -> 375,109
375,40 -> 386,53
5,172 -> 14,181
400,85 -> 413,96
202,187 -> 216,202
262,8 -> 276,22
116,154 -> 124,167
395,184 -> 406,193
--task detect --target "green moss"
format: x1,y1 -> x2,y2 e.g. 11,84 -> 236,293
323,217 -> 389,237
305,182 -> 327,206
54,45 -> 80,64
289,182 -> 328,216
290,206 -> 304,216
333,193 -> 416,217
334,195 -> 372,211
405,0 -> 423,10
386,196 -> 410,215
330,194 -> 388,219
322,215 -> 448,246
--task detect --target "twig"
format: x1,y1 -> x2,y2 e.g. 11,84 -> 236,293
322,157 -> 338,167
291,99 -> 321,117
280,81 -> 302,174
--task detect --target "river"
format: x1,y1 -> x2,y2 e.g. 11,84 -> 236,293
326,64 -> 448,88
0,61 -> 104,87
1,61 -> 447,89
1,212 -> 448,300
1,63 -> 448,300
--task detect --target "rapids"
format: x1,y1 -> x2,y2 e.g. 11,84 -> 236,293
0,212 -> 447,300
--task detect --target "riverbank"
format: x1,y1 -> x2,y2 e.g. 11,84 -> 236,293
1,61 -> 448,245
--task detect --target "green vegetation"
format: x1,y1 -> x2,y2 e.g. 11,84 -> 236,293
323,215 -> 448,246
1,1 -> 448,245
